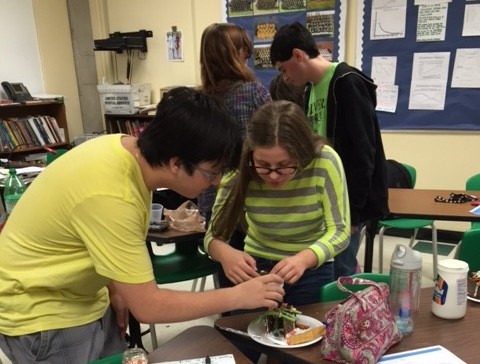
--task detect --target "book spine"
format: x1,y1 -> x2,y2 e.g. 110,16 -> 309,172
29,117 -> 46,145
35,117 -> 52,145
47,116 -> 65,142
39,115 -> 56,144
3,119 -> 20,147
46,116 -> 61,142
21,117 -> 40,146
0,122 -> 13,151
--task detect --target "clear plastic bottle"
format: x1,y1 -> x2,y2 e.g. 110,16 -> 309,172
3,168 -> 26,216
389,244 -> 422,336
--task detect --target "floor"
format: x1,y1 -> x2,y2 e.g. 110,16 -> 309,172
0,234 -> 458,364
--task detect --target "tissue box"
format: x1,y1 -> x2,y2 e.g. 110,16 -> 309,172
97,83 -> 151,114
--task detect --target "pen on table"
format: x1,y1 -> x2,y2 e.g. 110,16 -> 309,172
205,355 -> 211,364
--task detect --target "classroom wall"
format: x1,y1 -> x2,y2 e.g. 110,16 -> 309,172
32,0 -> 83,140
91,0 -> 223,103
30,0 -> 476,232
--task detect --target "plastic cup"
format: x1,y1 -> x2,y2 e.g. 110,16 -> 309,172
150,203 -> 164,225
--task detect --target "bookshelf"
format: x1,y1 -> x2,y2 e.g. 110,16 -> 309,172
0,101 -> 70,160
104,113 -> 154,137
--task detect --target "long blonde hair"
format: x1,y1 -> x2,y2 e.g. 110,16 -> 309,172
200,23 -> 255,94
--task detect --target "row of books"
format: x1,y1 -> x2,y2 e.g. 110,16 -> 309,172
113,119 -> 149,137
0,115 -> 65,152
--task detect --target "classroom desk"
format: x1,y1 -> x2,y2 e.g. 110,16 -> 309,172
148,325 -> 253,364
147,227 -> 205,246
363,188 -> 480,273
214,287 -> 480,363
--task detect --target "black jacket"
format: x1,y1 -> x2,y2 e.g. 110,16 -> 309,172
306,62 -> 389,225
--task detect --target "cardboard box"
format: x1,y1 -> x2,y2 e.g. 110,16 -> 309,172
97,83 -> 151,114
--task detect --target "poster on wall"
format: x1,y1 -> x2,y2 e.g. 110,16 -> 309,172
226,0 -> 345,88
166,30 -> 183,62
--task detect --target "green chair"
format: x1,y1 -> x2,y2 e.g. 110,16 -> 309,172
89,352 -> 122,364
378,163 -> 438,279
46,148 -> 69,165
466,173 -> 480,229
456,228 -> 480,274
319,273 -> 390,302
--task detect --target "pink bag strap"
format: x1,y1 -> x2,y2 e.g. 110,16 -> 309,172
336,276 -> 387,297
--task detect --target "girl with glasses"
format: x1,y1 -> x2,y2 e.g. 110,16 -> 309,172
204,100 -> 350,308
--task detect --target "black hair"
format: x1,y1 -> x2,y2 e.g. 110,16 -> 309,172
270,22 -> 320,65
137,87 -> 241,173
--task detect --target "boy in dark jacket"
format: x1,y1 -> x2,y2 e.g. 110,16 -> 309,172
270,22 -> 389,278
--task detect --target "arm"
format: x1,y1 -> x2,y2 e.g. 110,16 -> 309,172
308,148 -> 351,267
204,173 -> 259,284
111,274 -> 284,324
107,282 -> 129,338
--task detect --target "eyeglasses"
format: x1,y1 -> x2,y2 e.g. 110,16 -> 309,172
191,164 -> 225,182
434,193 -> 478,204
252,165 -> 298,176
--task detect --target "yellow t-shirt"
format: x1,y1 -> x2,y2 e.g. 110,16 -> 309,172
0,134 -> 153,335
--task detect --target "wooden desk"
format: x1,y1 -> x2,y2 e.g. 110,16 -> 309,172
215,288 -> 480,363
363,188 -> 480,273
148,325 -> 253,364
388,188 -> 480,221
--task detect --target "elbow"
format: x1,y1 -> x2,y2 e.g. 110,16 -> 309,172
128,308 -> 154,325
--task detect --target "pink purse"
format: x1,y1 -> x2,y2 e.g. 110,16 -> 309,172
320,277 -> 402,363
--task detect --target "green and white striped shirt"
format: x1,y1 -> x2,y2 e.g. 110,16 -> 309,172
205,145 -> 350,267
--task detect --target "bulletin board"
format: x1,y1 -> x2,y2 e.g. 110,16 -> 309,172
360,0 -> 480,131
226,0 -> 346,89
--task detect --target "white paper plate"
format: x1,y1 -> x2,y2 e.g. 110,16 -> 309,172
467,294 -> 480,303
247,314 -> 324,348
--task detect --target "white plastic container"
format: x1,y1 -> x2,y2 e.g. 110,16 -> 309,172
432,259 -> 469,319
97,83 -> 151,114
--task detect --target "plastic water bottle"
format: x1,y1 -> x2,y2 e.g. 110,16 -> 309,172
389,244 -> 422,336
3,168 -> 26,216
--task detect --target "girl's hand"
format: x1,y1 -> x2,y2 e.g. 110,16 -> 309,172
221,248 -> 260,285
270,249 -> 317,284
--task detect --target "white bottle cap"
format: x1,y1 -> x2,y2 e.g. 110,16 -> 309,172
391,244 -> 422,271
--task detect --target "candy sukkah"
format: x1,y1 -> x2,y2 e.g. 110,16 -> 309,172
259,303 -> 325,345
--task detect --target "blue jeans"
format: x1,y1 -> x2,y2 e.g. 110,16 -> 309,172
334,223 -> 364,279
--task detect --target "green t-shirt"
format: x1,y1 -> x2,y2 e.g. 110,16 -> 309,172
307,62 -> 338,136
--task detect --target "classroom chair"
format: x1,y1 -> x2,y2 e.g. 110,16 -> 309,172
456,228 -> 480,274
466,173 -> 480,229
377,163 -> 438,279
46,148 -> 69,165
89,353 -> 122,364
318,273 -> 390,302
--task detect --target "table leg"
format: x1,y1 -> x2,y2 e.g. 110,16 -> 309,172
363,220 -> 377,273
127,312 -> 147,350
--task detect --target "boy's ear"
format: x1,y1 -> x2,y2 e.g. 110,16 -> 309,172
291,48 -> 306,61
169,157 -> 182,172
